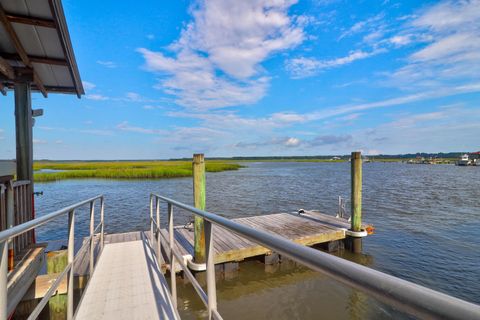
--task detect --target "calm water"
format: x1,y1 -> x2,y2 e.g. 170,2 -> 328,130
34,162 -> 480,319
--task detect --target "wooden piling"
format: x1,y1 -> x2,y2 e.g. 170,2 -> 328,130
350,151 -> 362,253
193,154 -> 206,264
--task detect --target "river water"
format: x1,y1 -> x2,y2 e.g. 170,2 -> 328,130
34,162 -> 480,319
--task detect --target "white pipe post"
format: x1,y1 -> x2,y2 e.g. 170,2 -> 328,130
89,201 -> 95,275
168,203 -> 177,308
100,197 -> 105,251
205,220 -> 217,319
149,195 -> 154,244
6,183 -> 14,271
67,210 -> 75,320
0,240 -> 7,320
155,197 -> 161,264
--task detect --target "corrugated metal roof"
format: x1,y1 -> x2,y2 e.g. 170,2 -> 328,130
0,0 -> 83,97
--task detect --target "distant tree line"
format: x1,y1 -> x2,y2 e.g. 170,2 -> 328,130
170,152 -> 472,161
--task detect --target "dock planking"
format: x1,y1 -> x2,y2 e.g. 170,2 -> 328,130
160,210 -> 371,266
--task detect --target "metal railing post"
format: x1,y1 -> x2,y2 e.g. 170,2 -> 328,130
6,183 -> 14,271
168,203 -> 177,308
204,220 -> 217,319
100,197 -> 105,251
0,240 -> 7,320
149,195 -> 154,244
89,201 -> 95,276
155,197 -> 161,264
67,209 -> 75,320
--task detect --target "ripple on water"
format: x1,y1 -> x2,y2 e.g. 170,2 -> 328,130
35,162 -> 480,318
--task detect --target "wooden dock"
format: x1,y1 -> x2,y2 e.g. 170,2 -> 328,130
17,210 -> 368,319
160,210 -> 369,267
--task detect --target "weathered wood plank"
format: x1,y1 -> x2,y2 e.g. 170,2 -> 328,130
7,245 -> 45,315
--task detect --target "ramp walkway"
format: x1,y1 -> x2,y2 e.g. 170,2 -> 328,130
75,237 -> 179,320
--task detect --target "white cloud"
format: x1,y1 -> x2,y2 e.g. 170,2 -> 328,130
116,121 -> 166,135
138,0 -> 306,110
286,49 -> 384,78
389,35 -> 412,47
96,60 -> 117,68
357,105 -> 480,153
37,126 -> 114,136
339,13 -> 385,40
55,140 -> 63,144
388,0 -> 480,88
235,134 -> 352,150
146,34 -> 155,40
125,92 -> 142,102
86,94 -> 109,101
143,105 -> 165,110
82,81 -> 96,91
33,139 -> 47,144
285,137 -> 301,147
168,82 -> 480,142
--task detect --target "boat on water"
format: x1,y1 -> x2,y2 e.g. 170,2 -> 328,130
456,154 -> 471,166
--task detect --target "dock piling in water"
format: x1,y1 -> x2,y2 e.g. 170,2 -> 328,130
350,151 -> 363,253
193,154 -> 206,265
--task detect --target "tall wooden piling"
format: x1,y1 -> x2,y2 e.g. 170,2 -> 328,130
193,154 -> 206,264
350,151 -> 362,253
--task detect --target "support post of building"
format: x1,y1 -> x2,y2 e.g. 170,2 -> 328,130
14,82 -> 34,240
350,151 -> 363,253
193,154 -> 206,265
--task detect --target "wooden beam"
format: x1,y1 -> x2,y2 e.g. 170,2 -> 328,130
43,86 -> 77,93
0,52 -> 68,66
0,56 -> 14,79
2,82 -> 77,94
6,13 -> 56,28
0,4 -> 47,97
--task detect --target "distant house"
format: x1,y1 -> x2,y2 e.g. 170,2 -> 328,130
331,156 -> 341,160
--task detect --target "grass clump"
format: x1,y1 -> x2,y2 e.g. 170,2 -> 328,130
34,161 -> 242,182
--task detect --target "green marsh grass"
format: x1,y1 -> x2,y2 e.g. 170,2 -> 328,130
34,161 -> 243,182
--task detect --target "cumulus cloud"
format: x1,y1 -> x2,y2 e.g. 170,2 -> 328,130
138,0 -> 307,110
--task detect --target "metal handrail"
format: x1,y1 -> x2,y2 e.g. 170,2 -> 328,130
149,194 -> 222,320
150,193 -> 480,320
0,195 -> 105,320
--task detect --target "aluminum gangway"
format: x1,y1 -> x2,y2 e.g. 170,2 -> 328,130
1,194 -> 480,320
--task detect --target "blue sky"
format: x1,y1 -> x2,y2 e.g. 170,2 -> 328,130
1,0 -> 479,160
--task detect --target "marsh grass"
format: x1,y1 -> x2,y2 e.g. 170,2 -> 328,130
34,161 -> 242,182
